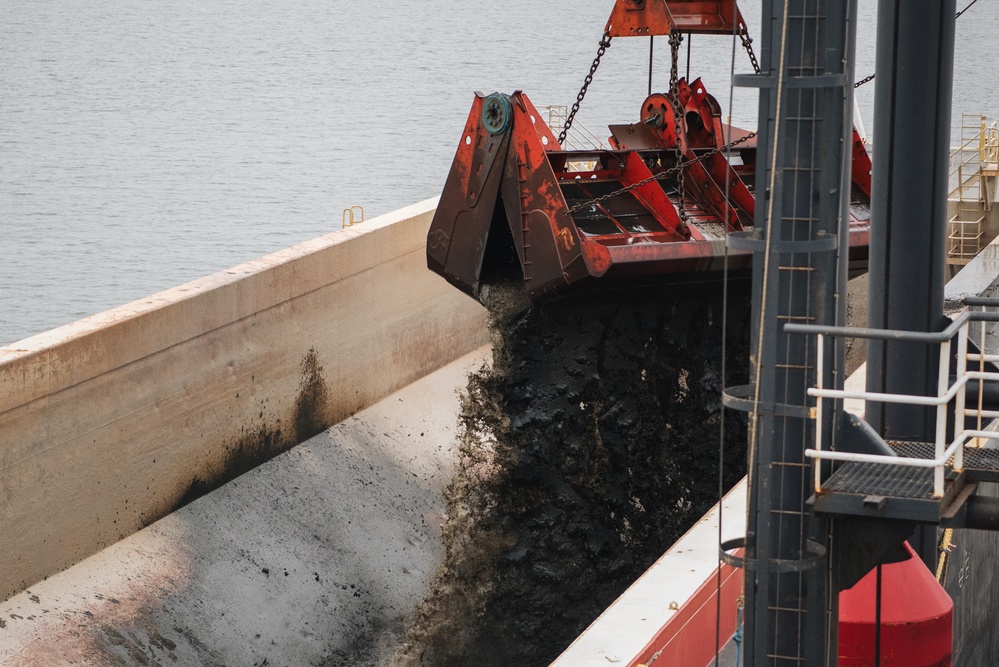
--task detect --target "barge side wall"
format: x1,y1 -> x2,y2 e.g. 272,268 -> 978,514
0,197 -> 488,601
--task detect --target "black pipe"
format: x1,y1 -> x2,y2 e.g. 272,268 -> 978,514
648,36 -> 654,98
866,0 -> 956,570
866,0 -> 956,441
965,495 -> 999,531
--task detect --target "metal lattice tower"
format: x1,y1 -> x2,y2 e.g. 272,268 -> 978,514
726,0 -> 858,664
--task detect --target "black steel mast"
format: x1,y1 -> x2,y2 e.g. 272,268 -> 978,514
866,0 -> 957,568
731,0 -> 858,663
867,0 -> 956,439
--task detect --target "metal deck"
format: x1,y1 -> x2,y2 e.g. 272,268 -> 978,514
812,441 -> 999,522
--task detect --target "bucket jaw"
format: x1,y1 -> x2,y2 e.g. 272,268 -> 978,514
427,91 -> 592,300
427,91 -> 711,301
427,85 -> 873,302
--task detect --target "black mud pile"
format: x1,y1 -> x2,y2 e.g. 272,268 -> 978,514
395,282 -> 752,667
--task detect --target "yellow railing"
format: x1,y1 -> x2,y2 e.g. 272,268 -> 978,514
982,120 -> 999,167
342,205 -> 365,228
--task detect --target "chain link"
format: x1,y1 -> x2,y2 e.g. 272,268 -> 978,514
739,28 -> 761,74
559,21 -> 761,220
854,73 -> 875,89
565,131 -> 758,215
668,30 -> 686,222
558,32 -> 612,147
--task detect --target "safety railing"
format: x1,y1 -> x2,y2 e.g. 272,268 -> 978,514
949,114 -> 985,193
948,114 -> 988,264
342,205 -> 365,228
983,120 -> 999,169
786,299 -> 999,498
543,104 -> 607,151
983,120 -> 999,210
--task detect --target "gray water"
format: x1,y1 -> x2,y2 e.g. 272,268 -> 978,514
1,1 -> 996,345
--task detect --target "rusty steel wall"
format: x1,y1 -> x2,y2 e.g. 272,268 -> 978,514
0,197 -> 488,602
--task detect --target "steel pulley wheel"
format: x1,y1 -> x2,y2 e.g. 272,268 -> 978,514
641,93 -> 675,130
482,93 -> 513,135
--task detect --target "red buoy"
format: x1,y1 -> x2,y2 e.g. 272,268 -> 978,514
838,542 -> 953,666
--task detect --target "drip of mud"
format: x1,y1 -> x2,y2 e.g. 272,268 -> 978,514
394,282 -> 752,667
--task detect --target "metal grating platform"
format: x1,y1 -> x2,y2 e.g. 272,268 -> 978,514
963,446 -> 999,481
890,441 -> 999,482
812,440 -> 999,522
822,460 -> 948,500
888,440 -> 936,459
813,441 -> 958,522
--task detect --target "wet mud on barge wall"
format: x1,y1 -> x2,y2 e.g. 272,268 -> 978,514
0,348 -> 492,666
0,198 -> 489,602
395,282 -> 753,666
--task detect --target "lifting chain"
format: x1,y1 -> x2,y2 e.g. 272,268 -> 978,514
668,30 -> 687,222
854,73 -> 876,89
738,28 -> 761,74
559,31 -> 613,147
559,20 -> 767,219
565,130 -> 758,215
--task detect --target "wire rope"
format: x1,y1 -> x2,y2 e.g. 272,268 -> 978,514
713,7 -> 743,666
955,0 -> 980,19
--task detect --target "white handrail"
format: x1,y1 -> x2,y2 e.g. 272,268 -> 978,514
807,374 -> 969,406
814,333 -> 825,493
805,429 -> 997,468
966,352 -> 999,363
801,309 -> 999,498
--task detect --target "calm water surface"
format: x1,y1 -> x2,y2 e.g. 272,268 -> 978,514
1,1 -> 996,344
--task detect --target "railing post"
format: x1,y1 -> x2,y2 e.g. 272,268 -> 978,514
815,334 -> 825,493
978,309 -> 988,432
934,339 -> 951,497
955,323 -> 968,473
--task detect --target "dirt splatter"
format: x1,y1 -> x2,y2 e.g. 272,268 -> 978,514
395,282 -> 752,666
294,346 -> 333,443
175,423 -> 285,511
176,347 -> 332,511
